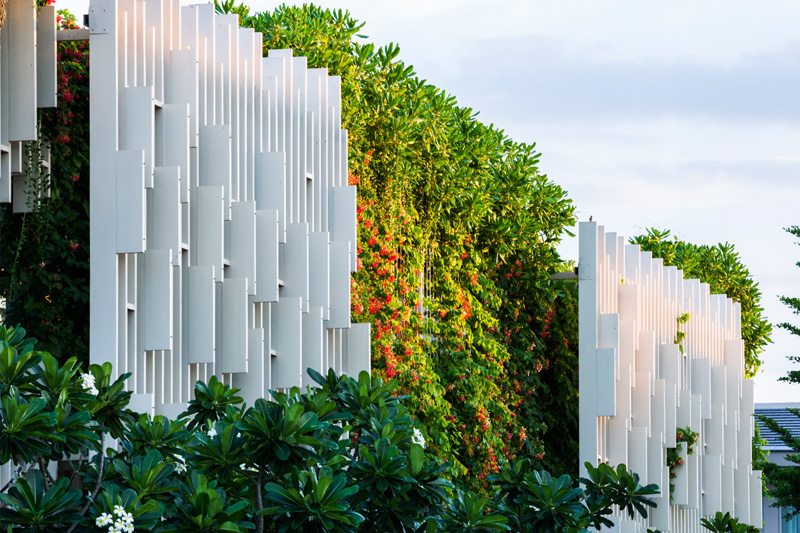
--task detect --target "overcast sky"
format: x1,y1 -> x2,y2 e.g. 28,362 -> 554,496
65,0 -> 800,402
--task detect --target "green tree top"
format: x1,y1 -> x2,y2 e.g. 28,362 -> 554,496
756,226 -> 800,516
630,228 -> 772,378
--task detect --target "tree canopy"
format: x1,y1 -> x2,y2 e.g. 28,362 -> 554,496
630,228 -> 772,378
756,226 -> 800,516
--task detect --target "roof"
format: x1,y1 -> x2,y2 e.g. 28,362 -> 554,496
755,403 -> 800,451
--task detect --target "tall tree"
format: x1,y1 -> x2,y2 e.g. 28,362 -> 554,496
757,225 -> 800,516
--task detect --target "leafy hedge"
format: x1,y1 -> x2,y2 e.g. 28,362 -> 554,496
0,325 -> 659,532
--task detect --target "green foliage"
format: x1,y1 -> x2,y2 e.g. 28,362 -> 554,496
223,0 -> 578,489
438,490 -> 509,532
182,375 -> 245,431
757,225 -> 800,517
488,459 -> 658,533
701,511 -> 760,532
665,426 -> 698,498
0,469 -> 82,531
630,228 -> 772,378
0,328 -> 658,533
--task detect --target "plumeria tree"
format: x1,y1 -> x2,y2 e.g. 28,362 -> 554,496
0,324 -> 660,532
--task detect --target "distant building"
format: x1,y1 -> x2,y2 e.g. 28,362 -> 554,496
755,403 -> 800,533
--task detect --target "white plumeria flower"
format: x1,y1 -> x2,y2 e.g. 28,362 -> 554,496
175,456 -> 187,474
80,373 -> 96,392
113,505 -> 126,516
206,427 -> 217,438
96,512 -> 114,526
412,428 -> 426,448
239,463 -> 258,473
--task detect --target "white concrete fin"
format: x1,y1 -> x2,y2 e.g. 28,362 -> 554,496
579,223 -> 760,528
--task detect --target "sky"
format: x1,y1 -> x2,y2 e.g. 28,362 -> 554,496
62,0 -> 800,403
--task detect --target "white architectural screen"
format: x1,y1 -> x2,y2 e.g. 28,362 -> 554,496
578,222 -> 761,531
88,0 -> 370,416
0,0 -> 57,209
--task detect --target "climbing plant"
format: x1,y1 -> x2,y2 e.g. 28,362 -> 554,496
222,1 -> 579,487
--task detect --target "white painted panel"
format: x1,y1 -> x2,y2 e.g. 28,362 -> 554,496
273,296 -> 302,390
161,104 -> 190,202
721,458 -> 735,514
254,209 -> 279,302
199,124 -> 231,216
328,241 -> 350,329
596,348 -> 616,417
738,381 -> 754,461
142,249 -> 173,350
652,379 -> 666,443
706,403 -> 725,457
618,321 -> 636,374
632,372 -> 651,428
628,426 -> 648,486
0,150 -> 10,203
692,358 -> 712,419
677,388 -> 692,429
331,185 -> 357,271
128,393 -> 155,417
659,343 -> 681,394
711,365 -> 727,409
598,313 -> 619,351
309,232 -> 330,320
257,151 -> 286,240
167,48 -> 198,147
672,447 -> 688,506
636,330 -> 655,377
608,362 -> 630,467
687,451 -> 700,510
283,223 -> 309,312
702,454 -> 723,516
345,323 -> 371,377
749,471 -> 762,528
220,277 -> 248,374
647,431 -> 664,492
619,280 -> 639,322
149,166 -> 181,264
12,174 -> 33,213
8,0 -> 37,141
116,150 -> 146,253
36,6 -> 57,108
196,185 -> 224,278
235,329 -> 265,407
665,383 -> 677,447
121,86 -> 155,188
302,306 -> 324,387
228,202 -> 256,294
188,265 -> 215,364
